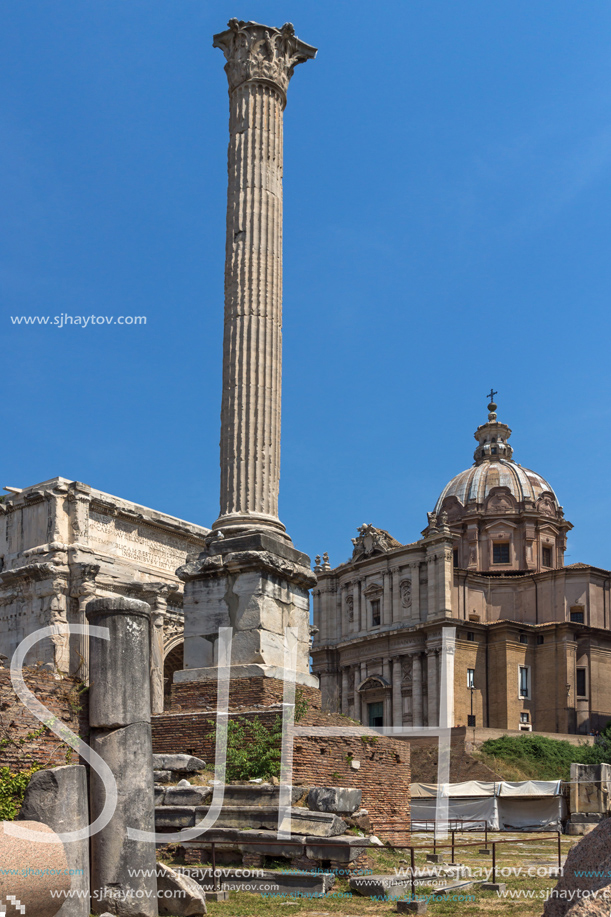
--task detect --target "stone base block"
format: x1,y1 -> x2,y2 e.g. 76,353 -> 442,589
155,805 -> 347,837
307,787 -> 362,815
397,900 -> 428,914
350,874 -> 412,899
569,812 -> 604,823
566,823 -> 597,836
481,882 -> 506,892
204,891 -> 230,902
426,853 -> 446,864
478,848 -> 491,854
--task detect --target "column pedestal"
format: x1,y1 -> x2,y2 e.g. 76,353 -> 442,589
176,532 -> 317,688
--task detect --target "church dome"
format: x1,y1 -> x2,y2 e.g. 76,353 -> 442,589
434,395 -> 561,515
435,459 -> 559,513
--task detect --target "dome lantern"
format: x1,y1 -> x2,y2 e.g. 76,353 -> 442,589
429,392 -> 572,573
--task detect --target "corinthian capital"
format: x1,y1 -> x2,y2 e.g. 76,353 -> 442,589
213,19 -> 317,99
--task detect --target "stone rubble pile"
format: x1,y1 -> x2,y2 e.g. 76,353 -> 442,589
154,780 -> 375,879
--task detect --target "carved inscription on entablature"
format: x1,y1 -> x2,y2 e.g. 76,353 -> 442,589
89,510 -> 197,574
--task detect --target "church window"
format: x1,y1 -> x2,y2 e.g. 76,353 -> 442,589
371,599 -> 381,627
542,547 -> 552,567
519,633 -> 528,644
576,668 -> 587,697
493,543 -> 510,564
537,635 -> 544,645
467,631 -> 475,641
570,607 -> 585,624
368,702 -> 384,728
453,549 -> 459,567
467,668 -> 475,688
491,447 -> 497,454
519,666 -> 530,698
520,712 -> 529,724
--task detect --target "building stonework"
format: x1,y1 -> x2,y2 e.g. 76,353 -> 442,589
0,477 -> 209,712
312,401 -> 611,736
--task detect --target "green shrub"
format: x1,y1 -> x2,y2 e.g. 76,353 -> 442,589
208,717 -> 283,782
479,731 -> 611,782
0,765 -> 44,820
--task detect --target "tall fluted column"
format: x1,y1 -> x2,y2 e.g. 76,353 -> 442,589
212,19 -> 316,538
176,21 -> 317,690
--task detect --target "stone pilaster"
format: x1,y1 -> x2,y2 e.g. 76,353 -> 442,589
383,571 -> 392,626
410,563 -> 421,623
135,582 -> 179,716
212,20 -> 316,539
427,648 -> 439,727
392,567 -> 401,624
341,667 -> 349,714
353,666 -> 361,722
69,562 -> 99,682
412,652 -> 423,727
392,657 -> 403,727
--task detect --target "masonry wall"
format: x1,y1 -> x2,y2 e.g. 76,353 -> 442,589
0,667 -> 88,770
154,679 -> 411,845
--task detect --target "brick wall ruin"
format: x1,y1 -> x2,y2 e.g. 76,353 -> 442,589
0,667 -> 88,770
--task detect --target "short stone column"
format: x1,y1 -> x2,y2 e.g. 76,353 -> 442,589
86,596 -> 158,917
19,765 -> 90,917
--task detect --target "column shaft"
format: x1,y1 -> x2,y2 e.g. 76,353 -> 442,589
212,20 -> 316,537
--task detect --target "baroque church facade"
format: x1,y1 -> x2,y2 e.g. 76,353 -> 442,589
311,397 -> 611,736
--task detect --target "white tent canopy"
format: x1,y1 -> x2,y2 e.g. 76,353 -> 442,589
410,780 -> 566,831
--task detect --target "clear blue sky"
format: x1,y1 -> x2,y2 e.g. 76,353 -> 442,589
3,1 -> 611,570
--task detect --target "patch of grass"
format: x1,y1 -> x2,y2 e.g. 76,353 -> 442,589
478,734 -> 595,781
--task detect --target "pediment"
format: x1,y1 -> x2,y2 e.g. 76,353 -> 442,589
440,495 -> 464,522
484,519 -> 518,532
358,675 -> 390,692
485,486 -> 517,515
537,492 -> 557,518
